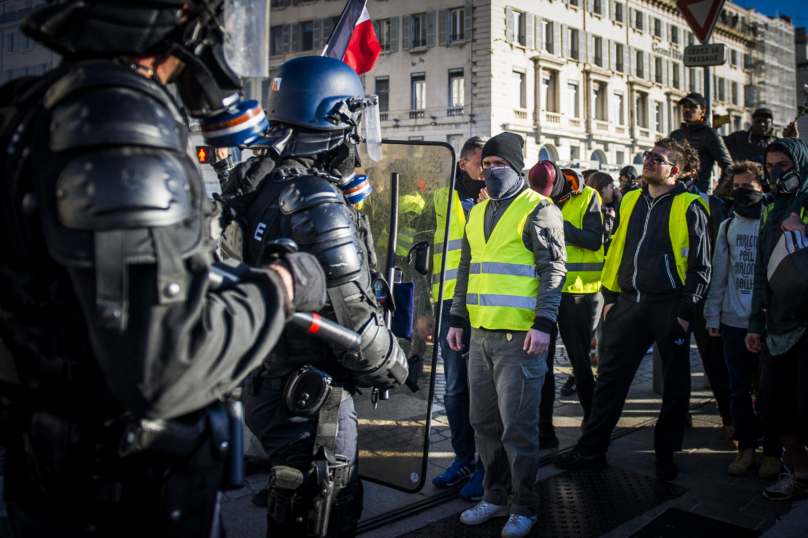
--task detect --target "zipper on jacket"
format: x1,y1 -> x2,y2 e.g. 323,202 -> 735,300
632,193 -> 671,301
664,253 -> 676,289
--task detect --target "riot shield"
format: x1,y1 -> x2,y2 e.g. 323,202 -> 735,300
354,140 -> 456,492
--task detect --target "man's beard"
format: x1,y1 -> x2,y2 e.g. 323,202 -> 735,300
643,173 -> 667,186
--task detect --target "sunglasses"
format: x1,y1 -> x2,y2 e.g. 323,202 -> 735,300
643,151 -> 676,167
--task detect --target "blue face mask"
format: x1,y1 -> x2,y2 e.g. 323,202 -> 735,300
482,166 -> 524,200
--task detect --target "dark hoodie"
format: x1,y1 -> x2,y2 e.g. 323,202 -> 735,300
670,119 -> 733,193
748,137 -> 808,336
723,127 -> 777,162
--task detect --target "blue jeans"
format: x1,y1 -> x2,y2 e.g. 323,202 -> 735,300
439,300 -> 482,470
722,324 -> 782,456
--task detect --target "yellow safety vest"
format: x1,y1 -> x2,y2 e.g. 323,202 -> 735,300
561,186 -> 604,294
466,189 -> 545,331
602,189 -> 708,293
378,193 -> 426,256
432,189 -> 466,302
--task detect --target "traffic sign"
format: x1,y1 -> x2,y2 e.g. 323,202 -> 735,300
677,0 -> 726,44
683,43 -> 727,67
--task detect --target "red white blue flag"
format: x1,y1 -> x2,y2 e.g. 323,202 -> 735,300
321,0 -> 381,75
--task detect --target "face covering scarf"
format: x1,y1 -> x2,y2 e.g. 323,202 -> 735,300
732,188 -> 765,219
483,166 -> 524,200
457,170 -> 486,200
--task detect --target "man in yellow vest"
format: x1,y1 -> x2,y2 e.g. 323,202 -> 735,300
553,138 -> 711,481
529,165 -> 605,443
446,132 -> 567,538
430,136 -> 489,500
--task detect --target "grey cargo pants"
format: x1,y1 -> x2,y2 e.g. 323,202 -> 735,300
468,328 -> 547,518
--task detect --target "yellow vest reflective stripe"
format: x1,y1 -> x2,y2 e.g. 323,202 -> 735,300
602,188 -> 708,293
432,189 -> 466,302
466,189 -> 545,331
561,186 -> 604,294
762,204 -> 807,226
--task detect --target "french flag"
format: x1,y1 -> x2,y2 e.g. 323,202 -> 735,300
321,0 -> 381,75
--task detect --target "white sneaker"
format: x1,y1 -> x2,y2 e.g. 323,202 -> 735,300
460,501 -> 509,525
501,514 -> 538,538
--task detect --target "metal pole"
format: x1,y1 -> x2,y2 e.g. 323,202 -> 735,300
704,65 -> 712,126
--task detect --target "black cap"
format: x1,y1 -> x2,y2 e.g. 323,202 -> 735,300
678,93 -> 707,109
481,132 -> 525,174
752,108 -> 773,119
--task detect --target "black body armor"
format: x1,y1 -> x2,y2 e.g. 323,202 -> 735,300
0,61 -> 289,537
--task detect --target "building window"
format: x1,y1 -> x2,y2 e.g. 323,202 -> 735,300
655,101 -> 663,132
615,2 -> 623,23
718,77 -> 726,102
450,8 -> 465,42
412,13 -> 427,48
570,0 -> 579,7
411,73 -> 426,110
636,50 -> 644,78
673,63 -> 680,89
376,77 -> 390,113
570,146 -> 580,161
543,20 -> 553,53
593,83 -> 607,121
687,31 -> 695,46
511,10 -> 526,46
731,81 -> 738,105
594,36 -> 603,67
671,25 -> 679,44
567,81 -> 579,118
300,20 -> 315,51
744,53 -> 752,69
594,0 -> 602,13
688,68 -> 696,92
616,44 -> 624,72
635,10 -> 644,31
672,105 -> 681,126
270,25 -> 285,55
730,49 -> 738,66
513,70 -> 526,109
541,71 -> 558,112
655,57 -> 663,83
616,150 -> 625,164
654,18 -> 662,38
448,135 -> 463,155
378,19 -> 392,51
613,92 -> 624,125
449,68 -> 464,107
570,28 -> 580,60
636,91 -> 648,128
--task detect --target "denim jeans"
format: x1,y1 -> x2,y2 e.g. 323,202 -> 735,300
468,328 -> 547,518
438,301 -> 482,470
721,324 -> 781,455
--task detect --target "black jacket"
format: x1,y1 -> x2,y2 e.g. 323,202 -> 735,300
602,183 -> 712,322
670,120 -> 733,193
723,128 -> 776,162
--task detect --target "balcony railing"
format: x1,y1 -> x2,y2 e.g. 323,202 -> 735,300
639,129 -> 650,138
409,110 -> 425,119
545,113 -> 561,124
447,107 -> 464,117
514,110 -> 528,120
615,126 -> 627,134
568,118 -> 582,128
596,121 -> 609,131
379,113 -> 389,121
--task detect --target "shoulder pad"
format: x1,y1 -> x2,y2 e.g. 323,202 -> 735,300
46,62 -> 183,153
278,176 -> 343,215
57,151 -> 193,230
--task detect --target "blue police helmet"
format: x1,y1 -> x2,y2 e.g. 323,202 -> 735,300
265,56 -> 365,131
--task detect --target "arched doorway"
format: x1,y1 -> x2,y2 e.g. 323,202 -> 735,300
590,149 -> 607,167
539,144 -> 558,162
633,152 -> 644,165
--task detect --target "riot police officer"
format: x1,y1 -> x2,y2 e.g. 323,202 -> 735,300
0,2 -> 326,536
217,55 -> 408,538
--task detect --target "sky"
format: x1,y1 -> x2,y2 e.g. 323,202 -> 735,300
736,0 -> 808,28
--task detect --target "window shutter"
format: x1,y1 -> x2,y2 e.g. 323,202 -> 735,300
609,39 -> 616,70
439,9 -> 447,45
644,52 -> 650,80
291,22 -> 299,53
506,6 -> 514,43
629,7 -> 634,28
662,59 -> 668,86
586,32 -> 594,64
561,24 -> 570,58
553,22 -> 561,56
535,16 -> 543,50
402,15 -> 411,50
609,0 -> 615,20
465,4 -> 473,41
391,17 -> 399,51
526,13 -> 535,49
427,11 -> 436,47
649,54 -> 655,81
629,46 -> 636,76
313,18 -> 322,51
587,0 -> 594,13
282,23 -> 291,54
322,17 -> 333,44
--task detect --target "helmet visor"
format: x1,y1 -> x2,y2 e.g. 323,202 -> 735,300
223,0 -> 270,78
362,95 -> 383,162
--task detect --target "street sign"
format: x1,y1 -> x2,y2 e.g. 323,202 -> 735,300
683,43 -> 727,67
677,0 -> 726,44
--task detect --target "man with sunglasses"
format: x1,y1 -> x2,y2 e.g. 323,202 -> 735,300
554,138 -> 711,481
670,93 -> 733,194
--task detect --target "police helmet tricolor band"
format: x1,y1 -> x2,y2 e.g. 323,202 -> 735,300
201,100 -> 268,147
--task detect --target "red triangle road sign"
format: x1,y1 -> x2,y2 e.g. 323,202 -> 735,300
677,0 -> 726,43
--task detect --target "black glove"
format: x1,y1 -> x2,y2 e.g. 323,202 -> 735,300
282,252 -> 327,313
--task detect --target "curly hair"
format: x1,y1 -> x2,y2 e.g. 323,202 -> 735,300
654,137 -> 692,173
677,143 -> 701,179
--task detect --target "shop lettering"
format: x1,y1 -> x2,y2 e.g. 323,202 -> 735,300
651,42 -> 683,60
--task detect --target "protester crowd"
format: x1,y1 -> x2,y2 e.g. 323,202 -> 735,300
435,95 -> 808,538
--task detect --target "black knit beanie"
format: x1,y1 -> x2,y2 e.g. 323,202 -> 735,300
481,132 -> 524,175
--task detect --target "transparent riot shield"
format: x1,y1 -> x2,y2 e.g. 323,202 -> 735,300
354,141 -> 456,492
